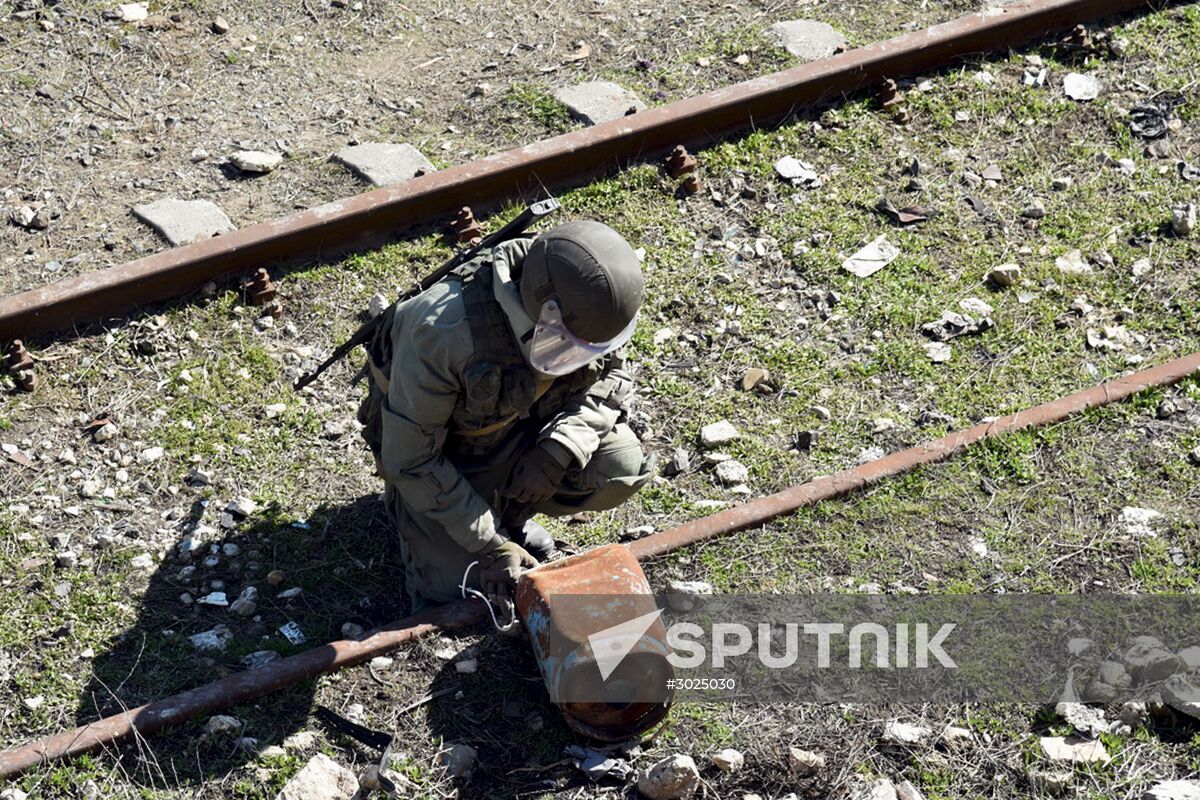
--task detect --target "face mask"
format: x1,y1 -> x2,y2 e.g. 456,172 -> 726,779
528,299 -> 637,376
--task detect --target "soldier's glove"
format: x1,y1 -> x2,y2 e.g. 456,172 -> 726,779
504,440 -> 573,504
479,540 -> 539,602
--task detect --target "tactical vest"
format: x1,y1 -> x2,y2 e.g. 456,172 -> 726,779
359,256 -> 612,462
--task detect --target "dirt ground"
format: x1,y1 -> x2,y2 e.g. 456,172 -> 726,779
2,0 -> 1200,799
0,0 -> 980,295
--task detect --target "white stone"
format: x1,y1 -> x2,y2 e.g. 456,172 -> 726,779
637,754 -> 700,800
189,625 -> 233,651
1162,674 -> 1200,720
367,293 -> 389,318
203,714 -> 240,736
1063,72 -> 1102,101
850,779 -> 898,800
118,2 -> 147,22
226,497 -> 257,517
774,156 -> 819,184
787,747 -> 825,776
1039,736 -> 1110,764
264,403 -> 287,419
438,743 -> 478,780
132,198 -> 234,246
369,656 -> 393,670
277,752 -> 360,800
881,720 -> 932,746
699,420 -> 739,448
1055,249 -> 1092,275
1120,506 -> 1162,538
711,748 -> 743,772
924,341 -> 952,363
197,592 -> 229,607
93,422 -> 118,442
959,297 -> 994,317
1,788 -> 29,800
987,263 -> 1021,287
553,81 -> 646,125
765,19 -> 846,61
1178,645 -> 1200,670
230,150 -> 283,174
455,658 -> 478,674
666,580 -> 713,612
332,143 -> 434,186
1143,780 -> 1200,800
1171,203 -> 1196,237
130,553 -> 154,570
940,725 -> 974,751
715,459 -> 749,485
138,446 -> 165,463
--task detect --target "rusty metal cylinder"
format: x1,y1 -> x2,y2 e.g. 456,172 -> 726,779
516,544 -> 674,742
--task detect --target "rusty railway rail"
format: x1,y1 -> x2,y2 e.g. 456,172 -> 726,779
2,349 -> 1197,778
0,0 -> 1163,343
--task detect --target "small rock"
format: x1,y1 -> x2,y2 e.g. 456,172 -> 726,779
332,143 -> 435,187
637,754 -> 700,800
284,730 -> 318,750
850,779 -> 898,800
881,720 -> 932,746
553,81 -> 645,125
368,293 -> 389,318
959,297 -> 994,317
1028,770 -> 1073,796
715,460 -> 749,485
1063,72 -> 1102,101
1055,701 -> 1110,737
765,19 -> 846,61
455,658 -> 478,674
340,622 -> 365,639
1142,780 -> 1200,800
264,403 -> 287,419
711,748 -> 744,773
229,150 -> 283,174
226,497 -> 257,517
699,420 -> 739,448
940,725 -> 973,751
188,625 -> 233,652
1161,674 -> 1200,720
267,569 -> 286,585
666,580 -> 713,612
812,405 -> 832,421
1117,158 -> 1137,175
1178,645 -> 1200,670
132,198 -> 234,246
741,367 -> 769,392
197,591 -> 229,607
663,447 -> 690,477
1052,176 -> 1074,191
1039,736 -> 1110,765
0,788 -> 29,800
843,235 -> 900,278
138,446 -> 164,464
438,743 -> 478,780
774,156 -> 821,186
1022,200 -> 1047,219
93,422 -> 119,442
1147,139 -> 1171,159
924,341 -> 952,363
1119,507 -> 1162,539
211,15 -> 229,33
118,2 -> 148,22
229,586 -> 258,616
1171,203 -> 1196,237
203,714 -> 241,737
22,695 -> 44,711
987,263 -> 1021,287
277,753 -> 359,800
787,747 -> 825,776
130,553 -> 154,570
56,550 -> 78,568
1055,249 -> 1092,275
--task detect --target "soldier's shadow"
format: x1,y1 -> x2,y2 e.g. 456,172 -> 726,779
74,492 -> 409,789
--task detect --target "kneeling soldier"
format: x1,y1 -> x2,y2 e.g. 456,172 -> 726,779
359,221 -> 654,609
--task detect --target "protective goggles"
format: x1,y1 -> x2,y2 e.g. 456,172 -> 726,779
528,299 -> 637,376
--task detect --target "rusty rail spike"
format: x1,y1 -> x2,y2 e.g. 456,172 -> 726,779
245,268 -> 282,318
449,206 -> 484,245
0,0 -> 1166,342
1,349 -> 1196,778
664,145 -> 698,178
4,339 -> 36,392
877,77 -> 903,108
680,173 -> 703,195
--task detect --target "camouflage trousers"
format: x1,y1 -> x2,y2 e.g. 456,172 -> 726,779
360,388 -> 652,605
